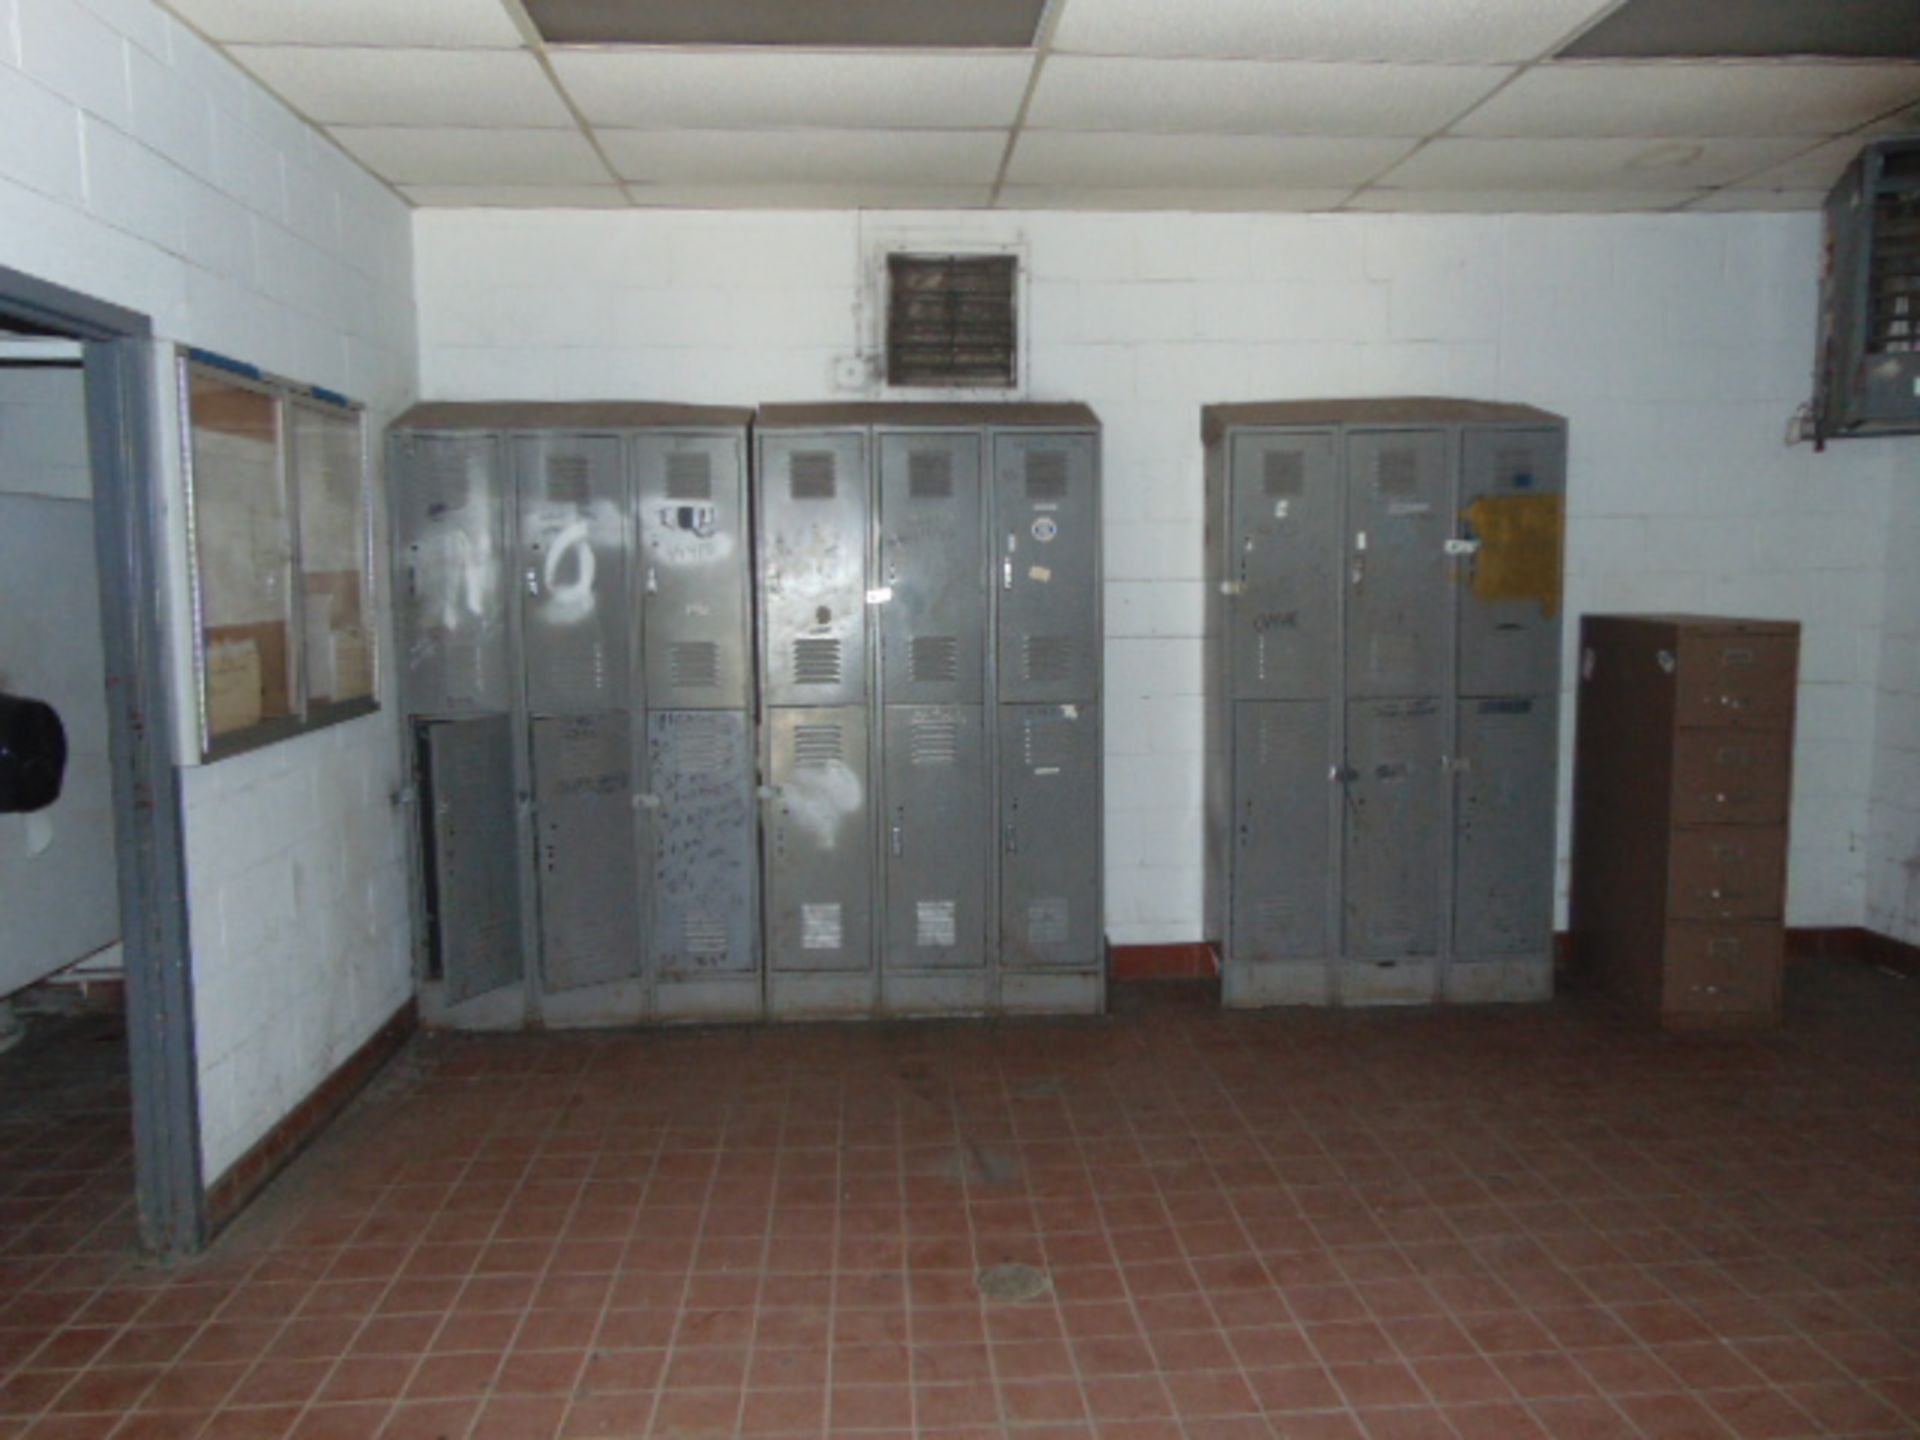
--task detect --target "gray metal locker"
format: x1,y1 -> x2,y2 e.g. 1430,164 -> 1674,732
394,434 -> 510,714
755,404 -> 1104,1018
1454,696 -> 1557,956
1230,702 -> 1332,962
1228,432 -> 1339,701
648,710 -> 756,977
419,715 -> 523,1004
882,705 -> 987,971
995,432 -> 1099,704
759,432 -> 869,709
878,433 -> 985,706
1203,400 -> 1566,1008
391,403 -> 759,1030
515,434 -> 630,715
1343,697 -> 1446,958
999,703 -> 1102,971
636,433 -> 753,711
530,712 -> 640,991
765,706 -> 872,974
1344,428 -> 1450,700
1457,428 -> 1566,698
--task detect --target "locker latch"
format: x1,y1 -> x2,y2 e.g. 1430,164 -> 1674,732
1443,538 -> 1481,557
756,784 -> 781,801
1218,580 -> 1246,597
865,586 -> 894,605
391,785 -> 417,808
634,793 -> 661,810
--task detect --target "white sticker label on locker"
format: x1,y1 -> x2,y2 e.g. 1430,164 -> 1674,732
1028,565 -> 1052,583
1388,501 -> 1433,517
1273,499 -> 1290,519
865,586 -> 893,604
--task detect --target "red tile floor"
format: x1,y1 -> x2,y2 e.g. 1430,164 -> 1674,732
2,966 -> 1917,1440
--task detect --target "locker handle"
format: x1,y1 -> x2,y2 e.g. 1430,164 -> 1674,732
1003,557 -> 1014,591
1004,821 -> 1018,854
891,823 -> 903,857
1443,537 -> 1481,557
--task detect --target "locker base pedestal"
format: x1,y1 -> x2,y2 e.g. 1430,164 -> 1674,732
540,980 -> 647,1028
1223,960 -> 1333,1008
655,977 -> 762,1023
1442,957 -> 1553,1004
768,972 -> 874,1020
882,971 -> 991,1017
1337,959 -> 1441,1006
418,980 -> 529,1032
1000,970 -> 1104,1016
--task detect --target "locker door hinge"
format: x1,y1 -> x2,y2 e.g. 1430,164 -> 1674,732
390,784 -> 417,808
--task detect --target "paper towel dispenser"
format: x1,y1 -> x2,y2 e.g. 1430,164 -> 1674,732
0,692 -> 67,813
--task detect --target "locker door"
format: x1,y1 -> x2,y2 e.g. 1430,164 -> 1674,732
878,433 -> 985,705
1231,702 -> 1332,962
1457,428 -> 1565,697
530,713 -> 640,992
766,707 -> 871,973
394,434 -> 509,713
649,711 -> 756,976
995,433 -> 1098,704
1343,698 -> 1445,957
1229,432 -> 1338,700
1344,429 -> 1450,698
514,434 -> 630,715
636,433 -> 752,711
883,706 -> 986,970
420,716 -> 523,1003
759,434 -> 869,707
1000,704 -> 1101,970
1454,697 -> 1557,955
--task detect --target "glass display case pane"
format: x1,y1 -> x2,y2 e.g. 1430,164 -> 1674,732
188,370 -> 294,742
293,402 -> 372,707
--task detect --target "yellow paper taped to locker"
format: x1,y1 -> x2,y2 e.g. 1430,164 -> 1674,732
1462,493 -> 1563,618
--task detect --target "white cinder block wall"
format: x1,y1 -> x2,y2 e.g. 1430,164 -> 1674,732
417,208 -> 1901,945
1868,467 -> 1920,945
0,0 -> 418,1179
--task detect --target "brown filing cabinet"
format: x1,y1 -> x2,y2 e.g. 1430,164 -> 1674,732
1570,615 -> 1798,1028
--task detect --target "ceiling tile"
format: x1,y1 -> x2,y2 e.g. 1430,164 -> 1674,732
230,47 -> 573,127
1027,57 -> 1509,135
1683,188 -> 1827,211
159,0 -> 524,47
1346,187 -> 1700,211
1374,136 -> 1812,190
996,185 -> 1352,210
598,129 -> 1008,185
624,183 -> 992,208
1453,61 -> 1920,137
1005,132 -> 1414,188
1713,136 -> 1869,192
1050,0 -> 1616,62
330,127 -> 610,185
400,184 -> 631,207
551,50 -> 1033,130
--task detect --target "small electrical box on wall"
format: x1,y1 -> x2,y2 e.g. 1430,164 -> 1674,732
1812,135 -> 1920,443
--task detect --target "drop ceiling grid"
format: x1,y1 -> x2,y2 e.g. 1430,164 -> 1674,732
152,0 -> 1920,210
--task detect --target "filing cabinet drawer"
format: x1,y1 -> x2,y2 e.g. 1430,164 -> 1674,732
1675,633 -> 1797,729
1667,827 -> 1786,920
1671,729 -> 1791,826
1661,922 -> 1783,1022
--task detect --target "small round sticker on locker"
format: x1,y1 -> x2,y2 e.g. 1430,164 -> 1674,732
1031,516 -> 1058,543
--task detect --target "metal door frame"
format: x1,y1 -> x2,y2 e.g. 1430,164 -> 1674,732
0,263 -> 204,1254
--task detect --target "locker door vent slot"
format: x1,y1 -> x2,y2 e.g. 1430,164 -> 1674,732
916,900 -> 957,948
1024,450 -> 1069,501
422,455 -> 470,513
666,451 -> 713,501
1022,634 -> 1075,684
801,902 -> 843,951
908,450 -> 954,499
793,724 -> 844,767
910,715 -> 960,766
789,451 -> 836,499
1254,899 -> 1297,941
1027,897 -> 1070,945
910,635 -> 959,684
684,913 -> 729,959
1263,451 -> 1304,497
670,641 -> 721,690
792,636 -> 843,686
1256,714 -> 1312,767
1376,448 -> 1419,496
1023,714 -> 1072,770
673,718 -> 728,774
545,454 -> 591,506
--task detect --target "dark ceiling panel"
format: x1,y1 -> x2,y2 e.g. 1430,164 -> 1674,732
1559,0 -> 1920,59
528,0 -> 1049,49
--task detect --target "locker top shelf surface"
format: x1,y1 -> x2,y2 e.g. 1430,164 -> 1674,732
392,401 -> 754,432
1582,614 -> 1801,635
1201,397 -> 1563,441
757,401 -> 1099,430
